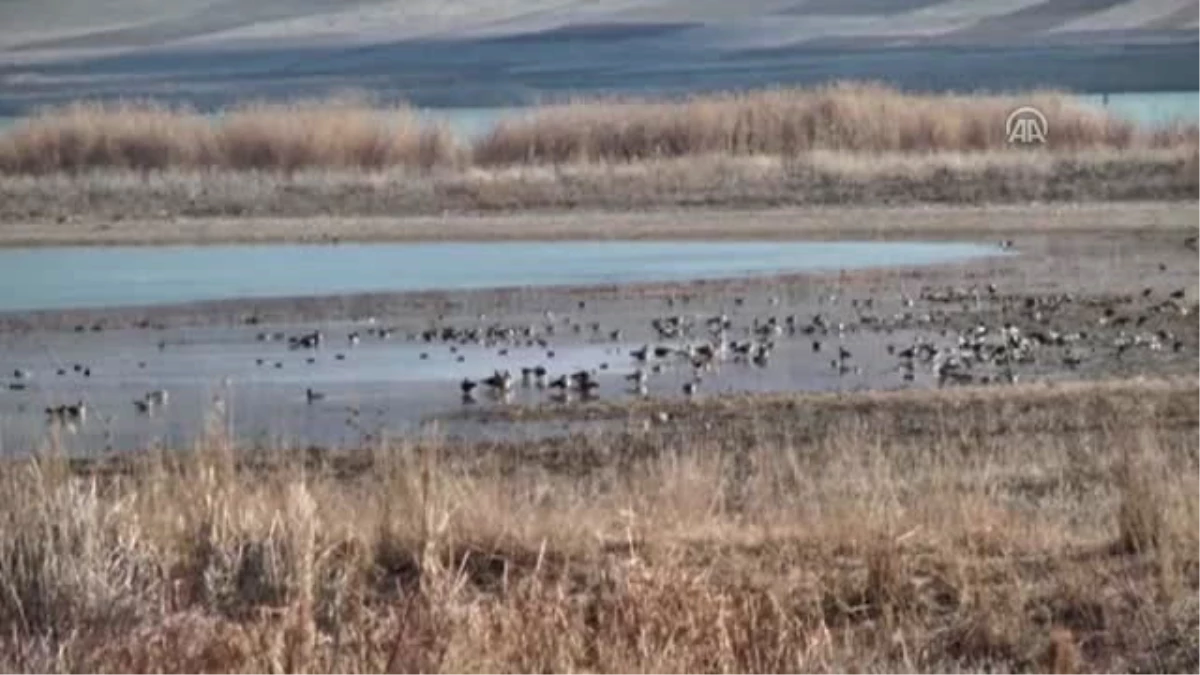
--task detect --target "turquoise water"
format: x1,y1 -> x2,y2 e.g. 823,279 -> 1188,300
0,241 -> 1002,311
1078,91 -> 1199,127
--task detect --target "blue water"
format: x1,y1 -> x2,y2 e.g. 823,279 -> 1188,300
1079,91 -> 1199,127
0,241 -> 1002,311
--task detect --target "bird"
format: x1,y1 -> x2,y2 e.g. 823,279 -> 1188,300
483,370 -> 513,392
46,402 -> 86,425
67,401 -> 86,423
305,388 -> 325,404
682,381 -> 699,397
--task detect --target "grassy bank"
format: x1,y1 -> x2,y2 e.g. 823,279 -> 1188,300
2,379 -> 1196,672
0,85 -> 1196,222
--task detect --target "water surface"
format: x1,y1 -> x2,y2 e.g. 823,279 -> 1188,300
0,241 -> 1002,312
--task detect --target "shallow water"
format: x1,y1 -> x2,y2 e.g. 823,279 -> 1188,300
1077,91 -> 1199,127
0,319 -> 945,455
0,240 -> 1003,312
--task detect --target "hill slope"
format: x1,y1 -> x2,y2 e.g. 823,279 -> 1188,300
0,0 -> 1195,112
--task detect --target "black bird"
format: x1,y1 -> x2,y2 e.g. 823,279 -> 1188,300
306,388 -> 325,404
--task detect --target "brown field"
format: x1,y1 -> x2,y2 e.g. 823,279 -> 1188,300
1,378 -> 1196,672
0,85 -> 1196,225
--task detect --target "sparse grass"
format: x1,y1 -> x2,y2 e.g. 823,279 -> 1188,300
0,148 -> 1195,226
0,379 -> 1196,672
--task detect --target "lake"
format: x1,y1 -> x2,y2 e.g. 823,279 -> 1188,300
0,240 -> 1004,312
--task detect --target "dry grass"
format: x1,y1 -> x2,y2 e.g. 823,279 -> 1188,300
0,379 -> 1196,672
1,148 -> 1195,226
473,82 -> 1196,164
1,84 -> 1196,178
0,97 -> 463,175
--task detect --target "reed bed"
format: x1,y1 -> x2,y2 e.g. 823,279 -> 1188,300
0,380 -> 1195,672
0,98 -> 463,175
473,82 -> 1186,164
1,83 -> 1196,177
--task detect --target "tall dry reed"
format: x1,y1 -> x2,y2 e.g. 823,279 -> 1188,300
1,83 -> 1196,176
473,82 -> 1191,164
0,98 -> 462,175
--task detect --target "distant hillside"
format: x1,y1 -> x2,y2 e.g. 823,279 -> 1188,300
3,0 -> 1197,52
0,0 -> 1196,113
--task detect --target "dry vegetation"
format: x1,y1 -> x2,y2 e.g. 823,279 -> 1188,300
1,149 -> 1196,225
472,83 -> 1195,163
0,97 -> 463,175
1,378 -> 1196,672
1,84 -> 1195,176
0,84 -> 1194,222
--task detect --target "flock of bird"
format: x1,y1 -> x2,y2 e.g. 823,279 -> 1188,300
9,270 -> 1195,433
282,278 -> 1194,408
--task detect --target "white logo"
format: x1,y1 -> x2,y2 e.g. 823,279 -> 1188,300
1006,106 -> 1048,145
